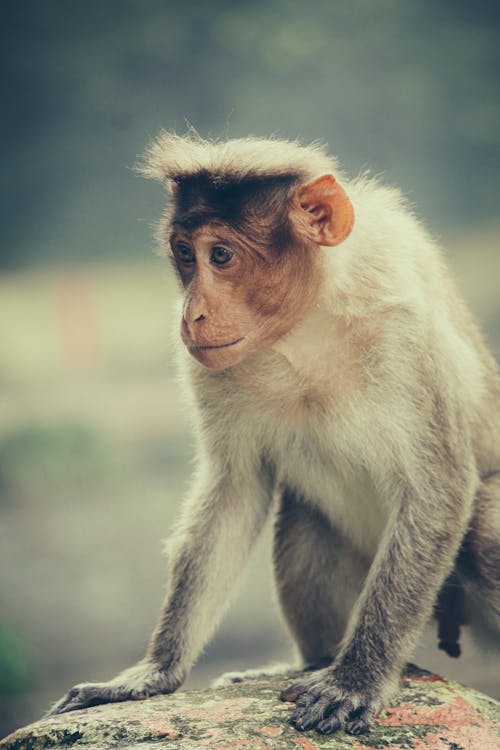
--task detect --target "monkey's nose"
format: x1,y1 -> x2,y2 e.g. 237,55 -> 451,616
186,313 -> 206,332
182,313 -> 206,340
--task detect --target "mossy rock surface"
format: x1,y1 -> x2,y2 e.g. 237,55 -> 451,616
1,665 -> 499,750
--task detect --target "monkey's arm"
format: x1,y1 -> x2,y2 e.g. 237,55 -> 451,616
47,460 -> 272,715
282,455 -> 477,735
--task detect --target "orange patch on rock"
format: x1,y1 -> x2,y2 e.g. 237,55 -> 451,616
384,739 -> 447,750
408,673 -> 445,683
188,696 -> 252,722
378,695 -> 493,729
213,742 -> 267,750
403,727 -> 500,750
292,737 -> 319,750
260,726 -> 283,736
146,716 -> 181,739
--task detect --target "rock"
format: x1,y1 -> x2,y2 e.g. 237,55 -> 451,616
1,665 -> 499,749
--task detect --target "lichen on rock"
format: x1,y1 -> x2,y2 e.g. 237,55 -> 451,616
1,665 -> 499,749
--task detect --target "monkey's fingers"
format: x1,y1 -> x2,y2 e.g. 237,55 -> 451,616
280,676 -> 321,703
314,699 -> 354,734
307,696 -> 378,735
282,673 -> 381,735
45,663 -> 182,717
280,684 -> 305,702
45,683 -> 129,716
346,706 -> 376,735
292,694 -> 341,732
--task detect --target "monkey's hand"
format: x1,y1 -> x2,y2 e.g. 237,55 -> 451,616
46,660 -> 183,716
280,666 -> 389,735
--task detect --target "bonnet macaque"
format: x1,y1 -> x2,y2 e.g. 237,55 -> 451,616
49,134 -> 500,735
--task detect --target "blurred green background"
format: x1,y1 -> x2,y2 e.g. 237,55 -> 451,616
1,0 -> 499,739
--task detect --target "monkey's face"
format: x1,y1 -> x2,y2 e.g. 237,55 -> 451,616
170,223 -> 321,370
166,173 -> 354,370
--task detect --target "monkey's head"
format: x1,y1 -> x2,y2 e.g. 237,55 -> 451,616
140,134 -> 354,370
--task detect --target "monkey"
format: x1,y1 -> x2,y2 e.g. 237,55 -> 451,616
47,133 -> 500,735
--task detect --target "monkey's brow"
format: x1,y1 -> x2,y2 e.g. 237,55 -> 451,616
169,228 -> 213,244
170,220 -> 236,242
169,227 -> 203,243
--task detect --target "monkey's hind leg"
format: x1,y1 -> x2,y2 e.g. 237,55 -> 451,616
273,488 -> 367,668
460,471 -> 500,649
213,489 -> 366,688
211,662 -> 301,688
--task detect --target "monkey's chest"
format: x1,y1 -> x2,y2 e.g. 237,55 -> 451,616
268,423 -> 388,555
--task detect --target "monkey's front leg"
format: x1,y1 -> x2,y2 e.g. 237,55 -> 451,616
281,468 -> 476,735
47,469 -> 270,715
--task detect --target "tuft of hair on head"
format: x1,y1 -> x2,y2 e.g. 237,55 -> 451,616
137,131 -> 339,188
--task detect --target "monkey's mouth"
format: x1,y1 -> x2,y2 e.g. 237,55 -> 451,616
189,337 -> 244,351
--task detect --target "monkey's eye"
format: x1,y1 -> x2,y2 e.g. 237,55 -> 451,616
210,246 -> 233,265
174,244 -> 195,265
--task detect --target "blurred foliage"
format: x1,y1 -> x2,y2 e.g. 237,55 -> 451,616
0,0 -> 499,268
0,423 -> 112,498
0,624 -> 29,697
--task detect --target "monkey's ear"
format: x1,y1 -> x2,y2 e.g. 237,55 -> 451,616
294,174 -> 354,247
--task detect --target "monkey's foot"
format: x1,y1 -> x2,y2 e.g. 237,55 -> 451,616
280,670 -> 383,735
212,657 -> 334,688
212,662 -> 297,688
46,662 -> 182,716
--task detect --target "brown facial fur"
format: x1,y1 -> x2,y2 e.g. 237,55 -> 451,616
170,221 -> 321,369
168,173 -> 353,370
